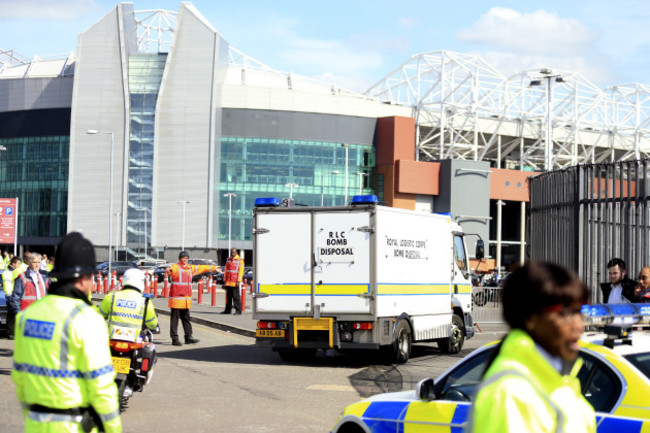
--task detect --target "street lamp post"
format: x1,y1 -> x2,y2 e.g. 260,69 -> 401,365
529,69 -> 564,171
356,172 -> 369,195
341,143 -> 349,205
87,129 -> 114,278
320,170 -> 340,206
223,193 -> 237,253
177,200 -> 190,251
285,183 -> 298,199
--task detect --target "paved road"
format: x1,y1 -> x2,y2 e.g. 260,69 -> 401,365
0,288 -> 507,432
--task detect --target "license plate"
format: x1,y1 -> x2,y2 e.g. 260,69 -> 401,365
256,329 -> 285,338
111,356 -> 131,374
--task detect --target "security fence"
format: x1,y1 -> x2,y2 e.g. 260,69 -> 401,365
529,160 -> 650,302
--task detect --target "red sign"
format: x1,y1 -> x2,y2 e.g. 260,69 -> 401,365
0,198 -> 17,244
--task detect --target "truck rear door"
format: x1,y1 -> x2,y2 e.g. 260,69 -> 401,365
313,210 -> 372,315
255,211 -> 313,314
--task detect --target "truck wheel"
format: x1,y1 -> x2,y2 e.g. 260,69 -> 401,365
438,314 -> 464,354
386,320 -> 412,364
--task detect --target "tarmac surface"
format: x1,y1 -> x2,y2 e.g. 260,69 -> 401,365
91,282 -> 508,340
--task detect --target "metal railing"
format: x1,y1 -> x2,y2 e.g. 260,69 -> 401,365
530,160 -> 650,302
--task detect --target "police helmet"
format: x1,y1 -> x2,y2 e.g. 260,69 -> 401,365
122,268 -> 145,292
49,232 -> 96,279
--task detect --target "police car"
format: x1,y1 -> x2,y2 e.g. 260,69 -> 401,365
330,303 -> 650,432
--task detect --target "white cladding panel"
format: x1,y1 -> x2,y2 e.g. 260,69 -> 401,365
375,206 -> 453,318
0,77 -> 73,112
152,3 -> 228,248
68,4 -> 134,245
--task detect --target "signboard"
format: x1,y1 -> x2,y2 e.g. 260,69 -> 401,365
0,198 -> 17,244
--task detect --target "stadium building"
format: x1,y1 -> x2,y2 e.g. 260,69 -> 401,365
2,2 -> 650,269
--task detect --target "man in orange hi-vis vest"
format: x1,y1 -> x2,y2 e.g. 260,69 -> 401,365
221,248 -> 244,315
167,251 -> 220,346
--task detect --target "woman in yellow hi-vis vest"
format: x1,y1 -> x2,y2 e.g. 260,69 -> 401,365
466,262 -> 595,433
167,251 -> 220,346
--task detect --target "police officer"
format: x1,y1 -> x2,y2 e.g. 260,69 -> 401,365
12,232 -> 122,433
3,256 -> 22,339
99,268 -> 159,336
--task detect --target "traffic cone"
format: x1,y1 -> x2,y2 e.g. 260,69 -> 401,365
103,273 -> 108,294
197,278 -> 204,304
144,271 -> 150,294
240,283 -> 246,311
153,276 -> 158,298
163,270 -> 169,298
211,283 -> 217,307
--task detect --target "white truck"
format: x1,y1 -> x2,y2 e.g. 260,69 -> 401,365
252,195 -> 480,363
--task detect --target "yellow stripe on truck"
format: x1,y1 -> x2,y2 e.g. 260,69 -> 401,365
378,284 -> 450,295
259,284 -> 369,295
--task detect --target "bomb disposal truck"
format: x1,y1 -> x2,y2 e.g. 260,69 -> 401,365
252,195 -> 480,363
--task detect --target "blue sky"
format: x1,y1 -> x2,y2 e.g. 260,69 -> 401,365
2,0 -> 650,92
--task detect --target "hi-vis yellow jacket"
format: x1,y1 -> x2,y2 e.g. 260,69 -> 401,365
99,288 -> 158,336
12,293 -> 121,433
467,329 -> 595,433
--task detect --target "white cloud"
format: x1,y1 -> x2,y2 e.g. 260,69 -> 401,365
458,7 -> 593,57
479,51 -> 614,87
398,17 -> 420,29
0,0 -> 100,20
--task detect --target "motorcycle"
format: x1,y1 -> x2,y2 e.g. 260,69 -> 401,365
108,293 -> 157,410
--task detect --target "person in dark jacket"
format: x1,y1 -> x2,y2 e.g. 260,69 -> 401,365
599,258 -> 637,303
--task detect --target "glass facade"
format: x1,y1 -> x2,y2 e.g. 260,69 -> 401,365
127,54 -> 166,257
0,136 -> 69,239
218,137 -> 375,242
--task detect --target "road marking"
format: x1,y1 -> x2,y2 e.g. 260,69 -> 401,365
306,384 -> 356,392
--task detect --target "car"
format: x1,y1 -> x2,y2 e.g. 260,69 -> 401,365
0,288 -> 7,335
152,263 -> 171,283
188,258 -> 219,282
96,261 -> 138,277
331,303 -> 650,433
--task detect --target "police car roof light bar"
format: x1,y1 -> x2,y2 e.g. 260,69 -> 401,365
351,195 -> 378,205
254,197 -> 281,207
581,303 -> 650,327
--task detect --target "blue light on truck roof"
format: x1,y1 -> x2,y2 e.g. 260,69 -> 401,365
351,195 -> 378,205
254,197 -> 281,207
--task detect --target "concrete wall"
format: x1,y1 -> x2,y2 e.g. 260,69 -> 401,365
68,3 -> 135,254
152,3 -> 228,250
435,159 -> 491,255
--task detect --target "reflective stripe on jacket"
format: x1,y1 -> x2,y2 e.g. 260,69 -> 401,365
19,270 -> 48,311
467,329 -> 595,433
168,264 -> 193,309
167,262 -> 219,309
99,288 -> 159,336
11,293 -> 122,432
225,255 -> 244,287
